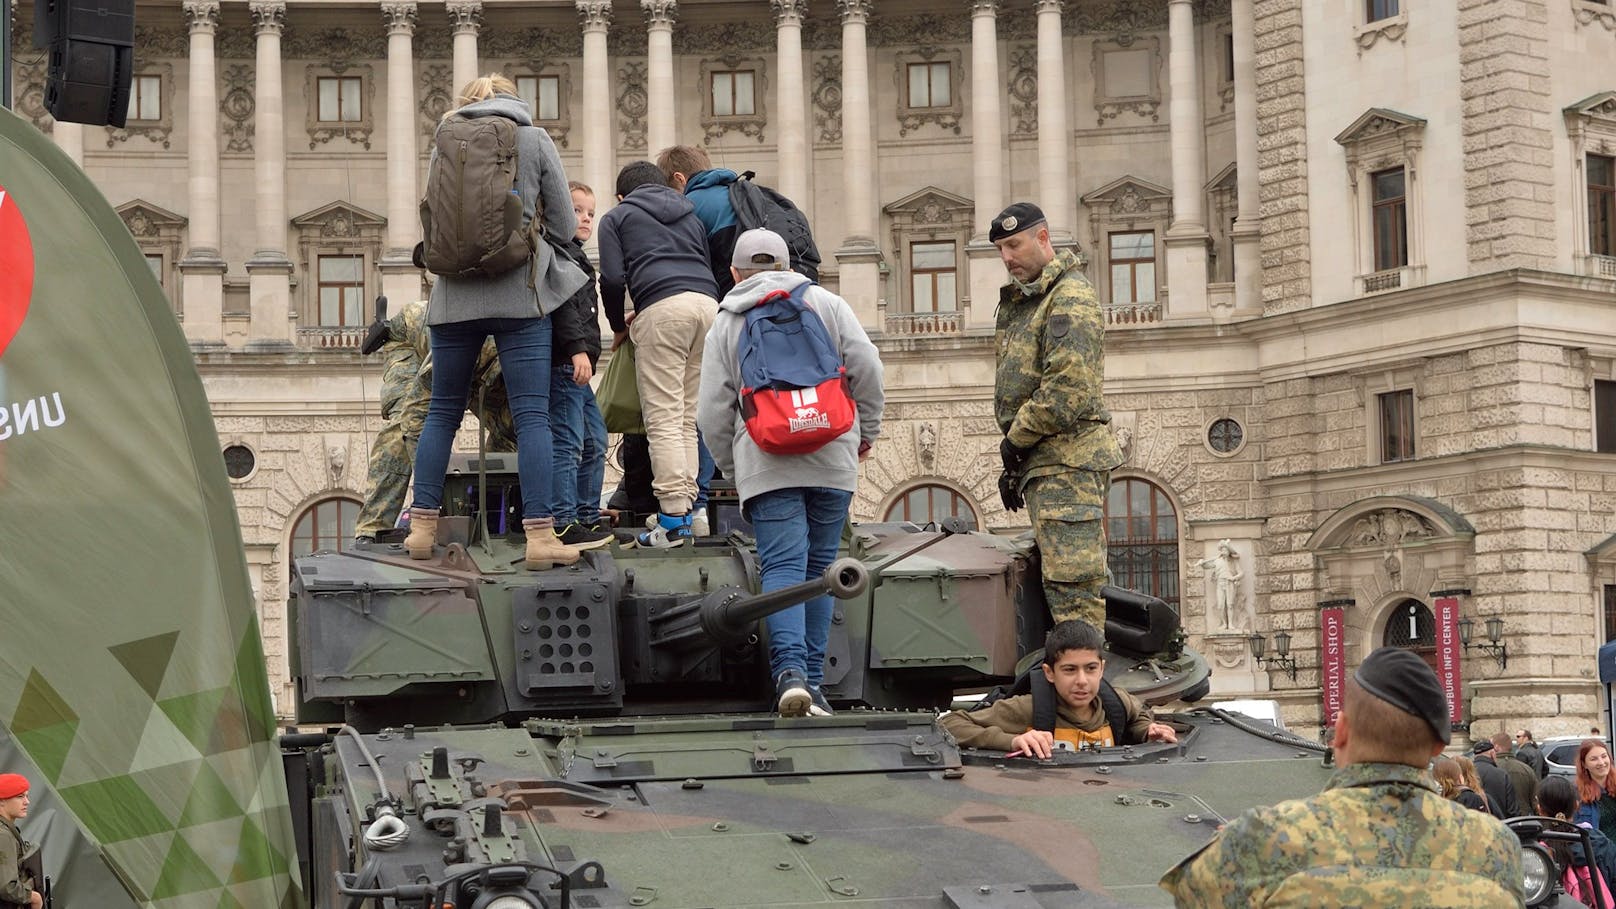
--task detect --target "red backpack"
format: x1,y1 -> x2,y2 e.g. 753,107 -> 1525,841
737,283 -> 856,455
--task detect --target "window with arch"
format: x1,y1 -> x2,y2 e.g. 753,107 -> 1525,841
1104,478 -> 1179,609
885,484 -> 978,528
289,497 -> 361,559
1382,597 -> 1439,675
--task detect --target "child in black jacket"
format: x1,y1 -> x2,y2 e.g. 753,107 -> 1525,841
548,182 -> 610,548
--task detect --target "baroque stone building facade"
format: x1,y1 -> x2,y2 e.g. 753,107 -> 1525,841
9,0 -> 1616,739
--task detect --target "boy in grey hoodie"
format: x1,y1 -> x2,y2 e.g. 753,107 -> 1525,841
696,229 -> 885,716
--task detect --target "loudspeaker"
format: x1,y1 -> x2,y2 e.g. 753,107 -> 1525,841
34,0 -> 135,128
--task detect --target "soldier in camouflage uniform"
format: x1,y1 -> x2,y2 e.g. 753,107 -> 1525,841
990,203 -> 1123,628
355,301 -> 517,540
1160,648 -> 1523,907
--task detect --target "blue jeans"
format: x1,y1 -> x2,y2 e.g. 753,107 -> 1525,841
548,364 -> 608,524
694,432 -> 715,513
577,386 -> 607,525
412,317 -> 553,521
746,487 -> 853,684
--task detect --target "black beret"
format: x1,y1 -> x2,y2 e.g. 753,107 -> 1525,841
1353,647 -> 1452,746
1472,739 -> 1494,754
989,202 -> 1048,243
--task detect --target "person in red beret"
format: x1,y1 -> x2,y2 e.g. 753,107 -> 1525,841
0,773 -> 41,909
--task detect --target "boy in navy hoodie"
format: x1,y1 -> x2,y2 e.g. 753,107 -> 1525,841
596,161 -> 719,548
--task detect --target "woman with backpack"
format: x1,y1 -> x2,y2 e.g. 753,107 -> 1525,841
405,74 -> 588,569
1541,774 -> 1616,906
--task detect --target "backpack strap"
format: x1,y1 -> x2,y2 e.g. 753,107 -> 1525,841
1024,669 -> 1136,746
1098,679 -> 1136,746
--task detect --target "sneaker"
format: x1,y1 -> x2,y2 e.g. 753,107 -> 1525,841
691,511 -> 711,538
775,669 -> 811,717
636,512 -> 693,549
807,685 -> 834,717
558,523 -> 613,550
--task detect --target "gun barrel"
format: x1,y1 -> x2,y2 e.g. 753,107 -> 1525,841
702,558 -> 868,644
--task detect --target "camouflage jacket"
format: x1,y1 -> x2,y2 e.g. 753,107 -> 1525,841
1158,762 -> 1525,908
994,249 -> 1122,479
0,817 -> 33,904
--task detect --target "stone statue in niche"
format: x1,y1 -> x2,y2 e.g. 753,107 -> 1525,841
916,421 -> 937,468
1199,540 -> 1244,631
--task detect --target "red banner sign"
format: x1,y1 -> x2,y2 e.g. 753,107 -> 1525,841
1434,595 -> 1464,726
1320,605 -> 1346,728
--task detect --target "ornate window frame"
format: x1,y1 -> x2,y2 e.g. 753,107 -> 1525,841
290,201 -> 387,346
303,63 -> 376,150
1565,92 -> 1616,277
1354,365 -> 1424,467
1081,176 -> 1171,325
116,199 -> 187,314
1573,0 -> 1616,32
1335,108 -> 1427,296
698,55 -> 768,143
882,186 -> 973,333
503,62 -> 574,148
107,63 -> 176,148
1091,37 -> 1162,124
1355,0 -> 1407,51
893,47 -> 962,137
1205,163 -> 1239,285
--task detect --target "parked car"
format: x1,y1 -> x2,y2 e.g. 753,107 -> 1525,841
1540,735 -> 1609,779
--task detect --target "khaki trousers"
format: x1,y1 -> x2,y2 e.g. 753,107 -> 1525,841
629,291 -> 716,515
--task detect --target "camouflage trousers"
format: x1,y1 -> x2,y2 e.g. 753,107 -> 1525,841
1025,469 -> 1110,629
355,375 -> 517,537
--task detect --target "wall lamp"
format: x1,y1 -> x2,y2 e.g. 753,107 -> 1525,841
1458,615 -> 1508,670
1248,630 -> 1298,681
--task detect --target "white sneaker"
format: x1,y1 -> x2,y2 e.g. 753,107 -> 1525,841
691,512 -> 711,537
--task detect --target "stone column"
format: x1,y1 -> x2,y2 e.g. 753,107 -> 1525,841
379,1 -> 421,309
772,0 -> 809,208
52,124 -> 84,165
246,0 -> 293,347
1034,0 -> 1072,242
578,1 -> 614,225
642,0 -> 677,155
835,0 -> 881,330
967,0 -> 1005,329
1229,0 -> 1261,316
1164,0 -> 1209,318
179,0 -> 225,346
447,1 -> 482,92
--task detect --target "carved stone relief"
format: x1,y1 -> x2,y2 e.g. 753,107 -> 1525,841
132,24 -> 190,58
617,61 -> 649,150
1574,0 -> 1616,31
1068,1 -> 1169,42
1344,509 -> 1433,548
674,21 -> 774,53
869,14 -> 968,46
284,28 -> 386,65
221,63 -> 256,153
415,25 -> 453,59
1008,44 -> 1038,137
13,53 -> 52,135
812,54 -> 843,143
482,27 -> 580,61
418,64 -> 455,143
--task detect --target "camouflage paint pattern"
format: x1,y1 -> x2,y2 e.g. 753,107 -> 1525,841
1025,471 -> 1109,627
355,301 -> 517,537
0,107 -> 302,907
1159,762 -> 1525,907
994,249 -> 1122,626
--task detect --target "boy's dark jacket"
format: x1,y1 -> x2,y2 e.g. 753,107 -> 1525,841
552,238 -> 602,367
597,183 -> 718,332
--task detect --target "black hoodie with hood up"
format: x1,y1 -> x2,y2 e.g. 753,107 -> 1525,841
596,183 -> 719,332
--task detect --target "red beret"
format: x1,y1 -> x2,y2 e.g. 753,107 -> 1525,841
0,774 -> 29,799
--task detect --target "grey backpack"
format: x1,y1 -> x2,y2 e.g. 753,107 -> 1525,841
417,114 -> 540,278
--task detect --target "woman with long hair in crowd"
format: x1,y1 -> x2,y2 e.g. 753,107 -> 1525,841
1543,773 -> 1616,904
1455,755 -> 1490,814
1575,738 -> 1616,843
1433,757 -> 1488,812
406,74 -> 588,569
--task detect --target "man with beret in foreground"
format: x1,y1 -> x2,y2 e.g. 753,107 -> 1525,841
990,203 -> 1123,629
1159,647 -> 1523,907
0,774 -> 41,909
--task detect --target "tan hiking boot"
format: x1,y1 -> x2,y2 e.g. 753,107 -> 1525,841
404,507 -> 439,560
523,519 -> 582,570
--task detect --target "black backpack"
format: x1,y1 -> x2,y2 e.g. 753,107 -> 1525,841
728,171 -> 821,282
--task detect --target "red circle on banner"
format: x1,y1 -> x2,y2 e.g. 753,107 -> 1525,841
0,183 -> 36,360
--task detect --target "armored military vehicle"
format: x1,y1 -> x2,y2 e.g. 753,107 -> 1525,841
279,455 -> 1335,909
0,101 -> 1337,909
